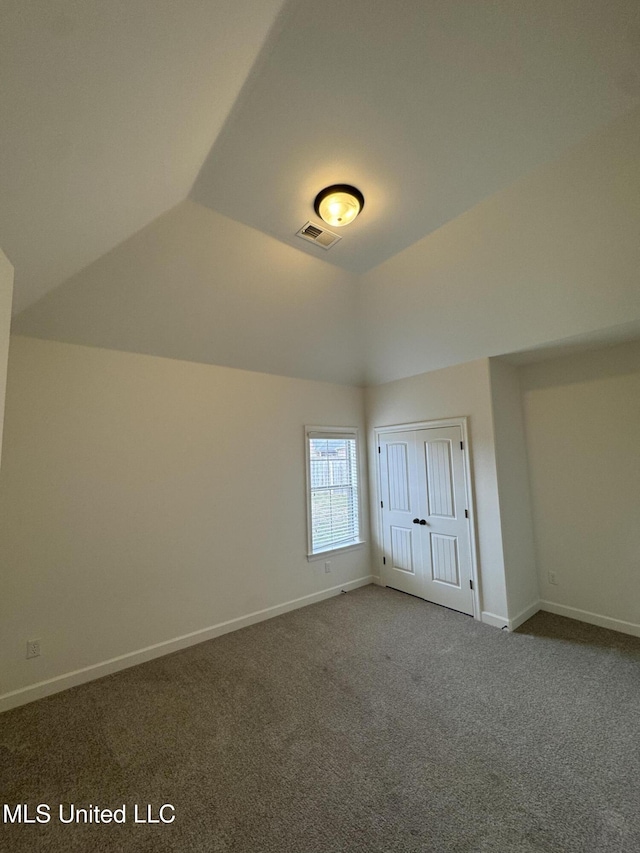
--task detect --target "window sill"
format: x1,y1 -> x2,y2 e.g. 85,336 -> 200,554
307,540 -> 366,562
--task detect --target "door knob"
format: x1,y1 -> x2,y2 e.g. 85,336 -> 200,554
413,518 -> 420,524
419,519 -> 427,525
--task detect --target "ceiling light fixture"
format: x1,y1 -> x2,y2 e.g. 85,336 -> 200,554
314,184 -> 364,227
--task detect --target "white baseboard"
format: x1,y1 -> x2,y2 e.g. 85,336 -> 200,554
539,600 -> 640,639
481,611 -> 510,630
483,602 -> 540,632
0,576 -> 375,714
508,601 -> 541,631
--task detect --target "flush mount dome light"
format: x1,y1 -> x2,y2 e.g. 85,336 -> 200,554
314,184 -> 364,227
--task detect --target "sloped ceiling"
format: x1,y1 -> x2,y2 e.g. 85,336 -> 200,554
192,0 -> 640,274
1,0 -> 287,313
5,0 -> 640,384
11,201 -> 362,385
360,107 -> 640,384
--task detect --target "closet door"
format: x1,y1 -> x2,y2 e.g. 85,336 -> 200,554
378,431 -> 424,598
414,427 -> 474,615
379,426 -> 474,616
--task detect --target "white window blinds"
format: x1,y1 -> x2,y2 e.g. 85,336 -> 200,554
307,430 -> 360,554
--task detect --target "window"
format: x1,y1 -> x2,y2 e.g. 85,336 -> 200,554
305,427 -> 362,557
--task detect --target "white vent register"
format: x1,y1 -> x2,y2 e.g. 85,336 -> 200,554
296,221 -> 341,250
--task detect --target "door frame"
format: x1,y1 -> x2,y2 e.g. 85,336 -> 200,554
374,416 -> 481,620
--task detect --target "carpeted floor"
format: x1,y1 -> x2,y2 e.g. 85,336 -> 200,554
1,584 -> 639,852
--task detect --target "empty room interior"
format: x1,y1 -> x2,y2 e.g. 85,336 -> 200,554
1,1 -> 640,851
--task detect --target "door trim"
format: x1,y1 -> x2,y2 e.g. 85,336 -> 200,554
374,417 -> 481,620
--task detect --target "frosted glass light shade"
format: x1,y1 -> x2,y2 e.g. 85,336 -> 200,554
314,185 -> 364,227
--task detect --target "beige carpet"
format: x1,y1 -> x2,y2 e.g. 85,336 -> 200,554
1,585 -> 639,852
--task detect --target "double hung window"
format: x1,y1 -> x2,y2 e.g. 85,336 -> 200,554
305,427 -> 362,557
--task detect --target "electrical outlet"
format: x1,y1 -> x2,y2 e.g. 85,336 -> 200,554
324,561 -> 331,573
26,639 -> 41,659
548,571 -> 558,586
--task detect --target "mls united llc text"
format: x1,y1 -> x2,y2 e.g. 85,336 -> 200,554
3,803 -> 176,825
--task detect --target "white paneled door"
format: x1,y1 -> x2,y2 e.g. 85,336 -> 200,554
378,426 -> 475,616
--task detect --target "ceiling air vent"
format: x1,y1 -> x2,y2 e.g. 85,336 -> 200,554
296,221 -> 341,250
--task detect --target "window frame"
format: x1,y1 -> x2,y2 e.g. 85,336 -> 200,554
305,425 -> 365,561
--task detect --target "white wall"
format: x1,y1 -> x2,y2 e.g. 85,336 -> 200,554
365,358 -> 509,624
361,108 -> 640,385
0,251 -> 13,464
489,359 -> 539,623
0,336 -> 371,709
521,341 -> 640,636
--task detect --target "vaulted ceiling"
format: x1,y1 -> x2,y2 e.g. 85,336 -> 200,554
1,0 -> 287,313
192,0 -> 640,274
4,0 -> 640,384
